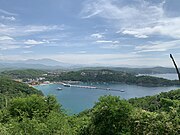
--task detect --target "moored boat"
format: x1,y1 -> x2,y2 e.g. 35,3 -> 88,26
63,83 -> 71,87
57,87 -> 62,90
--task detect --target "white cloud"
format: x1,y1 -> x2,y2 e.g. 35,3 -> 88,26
0,9 -> 17,16
0,44 -> 20,50
83,10 -> 102,19
0,35 -> 20,50
121,30 -> 148,38
24,25 -> 63,33
0,24 -> 64,37
1,15 -> 16,21
81,0 -> 164,22
0,22 -> 64,51
78,51 -> 87,54
96,40 -> 112,43
0,36 -> 14,41
24,39 -> 46,45
96,40 -> 120,49
22,51 -> 33,54
121,17 -> 180,39
81,0 -> 180,39
135,40 -> 180,53
91,33 -> 104,39
81,0 -> 140,20
101,44 -> 119,49
112,41 -> 119,44
96,40 -> 119,44
24,45 -> 32,49
0,37 -> 48,50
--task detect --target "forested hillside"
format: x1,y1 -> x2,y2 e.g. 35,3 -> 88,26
2,69 -> 179,87
47,69 -> 179,87
1,69 -> 47,79
0,77 -> 179,134
0,77 -> 42,109
73,66 -> 177,74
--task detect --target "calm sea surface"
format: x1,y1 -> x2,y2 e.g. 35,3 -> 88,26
138,73 -> 178,80
35,74 -> 179,114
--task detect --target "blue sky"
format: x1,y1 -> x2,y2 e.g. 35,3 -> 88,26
0,0 -> 180,67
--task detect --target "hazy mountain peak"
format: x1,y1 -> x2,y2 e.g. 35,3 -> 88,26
23,58 -> 65,66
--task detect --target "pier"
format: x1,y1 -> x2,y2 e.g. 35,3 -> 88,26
61,83 -> 125,92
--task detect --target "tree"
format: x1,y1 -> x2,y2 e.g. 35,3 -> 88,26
81,95 -> 133,135
8,95 -> 60,119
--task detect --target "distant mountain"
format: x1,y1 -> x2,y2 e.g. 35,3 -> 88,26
20,59 -> 71,67
0,59 -> 84,71
0,59 -> 177,74
0,62 -> 55,70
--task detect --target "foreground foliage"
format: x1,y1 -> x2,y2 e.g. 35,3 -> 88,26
0,95 -> 76,135
129,89 -> 180,112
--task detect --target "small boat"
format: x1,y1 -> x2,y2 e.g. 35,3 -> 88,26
63,83 -> 71,87
57,87 -> 62,90
120,89 -> 125,92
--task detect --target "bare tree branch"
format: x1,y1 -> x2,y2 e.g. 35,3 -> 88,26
170,54 -> 180,81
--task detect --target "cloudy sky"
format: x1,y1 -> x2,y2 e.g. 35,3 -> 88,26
0,0 -> 180,67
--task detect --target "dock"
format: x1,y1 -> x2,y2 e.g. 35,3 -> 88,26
61,83 -> 125,92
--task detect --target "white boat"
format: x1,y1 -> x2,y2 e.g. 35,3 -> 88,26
63,83 -> 71,87
120,89 -> 125,92
57,87 -> 62,90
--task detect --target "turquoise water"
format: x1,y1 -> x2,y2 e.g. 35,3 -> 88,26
35,82 -> 180,114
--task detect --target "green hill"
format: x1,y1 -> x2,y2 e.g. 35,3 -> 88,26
73,66 -> 177,74
2,69 -> 179,87
48,69 -> 180,87
1,69 -> 47,79
0,76 -> 43,109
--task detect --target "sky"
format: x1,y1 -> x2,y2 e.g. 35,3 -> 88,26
0,0 -> 180,67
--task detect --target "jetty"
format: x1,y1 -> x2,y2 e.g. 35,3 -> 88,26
61,83 -> 125,92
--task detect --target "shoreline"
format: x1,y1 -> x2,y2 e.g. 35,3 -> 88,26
31,81 -> 180,89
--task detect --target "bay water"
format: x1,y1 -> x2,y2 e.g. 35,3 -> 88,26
137,73 -> 178,80
35,74 -> 179,114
